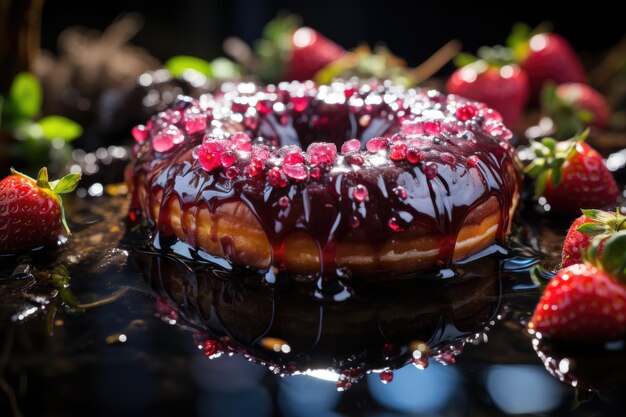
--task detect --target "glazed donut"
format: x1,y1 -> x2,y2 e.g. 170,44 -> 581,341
129,80 -> 521,278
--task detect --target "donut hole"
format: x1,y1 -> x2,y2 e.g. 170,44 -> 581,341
252,100 -> 401,151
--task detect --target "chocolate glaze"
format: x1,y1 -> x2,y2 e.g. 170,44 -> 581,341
130,80 -> 522,278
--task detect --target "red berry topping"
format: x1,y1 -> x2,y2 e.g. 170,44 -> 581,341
341,139 -> 361,154
132,124 -> 149,142
198,139 -> 227,172
352,184 -> 368,202
366,137 -> 389,153
455,104 -> 478,121
307,143 -> 337,166
389,143 -> 407,161
153,126 -> 185,152
283,163 -> 308,181
268,167 -> 288,188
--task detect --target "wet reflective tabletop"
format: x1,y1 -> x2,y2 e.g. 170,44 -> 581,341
1,191 -> 626,417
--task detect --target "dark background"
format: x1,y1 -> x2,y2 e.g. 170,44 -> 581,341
41,0 -> 625,71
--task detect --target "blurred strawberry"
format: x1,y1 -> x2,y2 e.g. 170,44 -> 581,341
283,27 -> 345,81
542,82 -> 610,139
525,130 -> 619,215
447,53 -> 529,127
507,24 -> 586,96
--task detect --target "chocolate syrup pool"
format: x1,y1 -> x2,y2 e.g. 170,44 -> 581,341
2,190 -> 626,417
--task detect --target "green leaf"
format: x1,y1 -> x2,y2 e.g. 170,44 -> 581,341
581,209 -> 616,223
210,57 -> 242,79
165,55 -> 213,78
599,230 -> 626,281
576,222 -> 610,236
51,173 -> 81,194
506,22 -> 532,52
578,109 -> 595,124
524,158 -> 546,177
8,72 -> 42,119
36,167 -> 50,189
453,52 -> 479,68
541,137 -> 557,154
38,116 -> 83,141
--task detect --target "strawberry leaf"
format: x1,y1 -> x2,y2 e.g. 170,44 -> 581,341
165,55 -> 213,78
38,116 -> 83,142
577,222 -> 611,236
51,173 -> 81,194
8,72 -> 42,119
598,230 -> 626,282
453,52 -> 479,68
36,167 -> 50,189
581,209 -> 617,223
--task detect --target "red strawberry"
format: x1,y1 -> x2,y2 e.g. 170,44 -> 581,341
283,27 -> 345,81
528,264 -> 626,342
525,130 -> 619,215
529,230 -> 626,342
555,83 -> 610,129
541,82 -> 611,140
508,26 -> 586,96
562,209 -> 626,268
0,167 -> 81,253
446,61 -> 529,127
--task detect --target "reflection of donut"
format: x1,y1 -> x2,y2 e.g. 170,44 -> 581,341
140,252 -> 502,379
129,81 -> 521,277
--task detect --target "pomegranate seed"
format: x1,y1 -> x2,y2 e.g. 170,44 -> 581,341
389,143 -> 407,161
310,166 -> 322,179
256,100 -> 271,115
483,108 -> 503,122
366,137 -> 389,153
268,167 -> 288,188
407,148 -> 424,164
455,104 -> 478,121
423,120 -> 442,135
283,163 -> 308,181
336,379 -> 352,392
230,132 -> 252,151
291,96 -> 309,112
225,166 -> 240,179
251,145 -> 270,163
393,186 -> 407,199
307,143 -> 337,166
245,159 -> 264,177
341,139 -> 361,153
388,217 -> 405,232
346,154 -> 365,166
197,139 -> 226,171
132,124 -> 148,142
152,126 -> 184,152
467,155 -> 480,167
284,151 -> 305,165
278,196 -> 290,208
202,339 -> 223,358
183,110 -> 207,134
379,371 -> 394,384
221,150 -> 237,168
422,162 -> 438,179
352,184 -> 368,202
